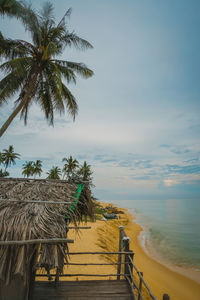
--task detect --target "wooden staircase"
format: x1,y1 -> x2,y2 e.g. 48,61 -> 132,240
32,280 -> 133,300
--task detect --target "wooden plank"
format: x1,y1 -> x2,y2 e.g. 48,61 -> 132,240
32,280 -> 133,300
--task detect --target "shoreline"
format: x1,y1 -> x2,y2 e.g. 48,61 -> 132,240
99,202 -> 200,299
36,201 -> 200,299
128,208 -> 200,285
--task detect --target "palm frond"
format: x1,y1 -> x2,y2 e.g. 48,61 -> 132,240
20,2 -> 41,47
62,31 -> 93,51
52,59 -> 94,79
43,63 -> 64,113
0,0 -> 24,17
57,7 -> 72,27
0,57 -> 33,74
0,37 -> 32,58
36,74 -> 54,125
0,71 -> 25,105
62,83 -> 78,120
53,61 -> 76,84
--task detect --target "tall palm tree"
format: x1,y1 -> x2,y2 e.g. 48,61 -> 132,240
22,161 -> 34,178
33,159 -> 42,178
47,166 -> 61,180
62,155 -> 79,180
1,145 -> 20,171
0,2 -> 93,137
78,161 -> 92,182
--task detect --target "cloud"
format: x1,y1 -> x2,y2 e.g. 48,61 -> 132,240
163,179 -> 180,187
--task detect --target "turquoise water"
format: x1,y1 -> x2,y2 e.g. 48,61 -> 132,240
106,199 -> 200,270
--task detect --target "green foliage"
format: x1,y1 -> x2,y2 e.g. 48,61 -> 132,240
62,155 -> 79,180
1,145 -> 20,171
33,160 -> 42,178
78,161 -> 93,184
47,166 -> 61,179
22,159 -> 43,178
22,161 -> 34,178
0,169 -> 9,177
0,0 -> 24,17
0,1 -> 94,137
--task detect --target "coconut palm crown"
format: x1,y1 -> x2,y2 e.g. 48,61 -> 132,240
47,166 -> 61,180
0,2 -> 93,137
22,161 -> 34,178
1,145 -> 20,171
62,155 -> 79,180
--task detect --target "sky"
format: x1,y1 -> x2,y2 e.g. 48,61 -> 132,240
0,0 -> 200,201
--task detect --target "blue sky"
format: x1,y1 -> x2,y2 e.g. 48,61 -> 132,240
0,0 -> 200,200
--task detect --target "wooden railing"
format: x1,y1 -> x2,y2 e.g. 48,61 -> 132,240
117,225 -> 170,300
35,226 -> 170,300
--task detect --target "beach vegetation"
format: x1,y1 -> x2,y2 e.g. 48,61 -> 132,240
1,144 -> 20,172
78,161 -> 93,183
32,159 -> 43,178
22,160 -> 42,178
62,155 -> 79,180
0,169 -> 9,177
22,161 -> 34,178
0,1 -> 94,137
47,166 -> 61,179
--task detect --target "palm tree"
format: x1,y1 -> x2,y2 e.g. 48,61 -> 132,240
47,166 -> 61,180
78,161 -> 92,182
33,159 -> 42,178
22,161 -> 34,178
62,155 -> 79,180
0,152 -> 3,165
1,145 -> 20,171
0,169 -> 9,177
0,2 -> 93,137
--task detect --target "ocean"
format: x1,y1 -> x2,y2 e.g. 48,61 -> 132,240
107,198 -> 200,271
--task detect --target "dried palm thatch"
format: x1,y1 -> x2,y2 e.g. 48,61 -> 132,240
0,178 -> 94,287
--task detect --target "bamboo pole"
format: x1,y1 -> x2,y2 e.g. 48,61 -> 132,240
0,238 -> 74,245
0,199 -> 73,204
68,226 -> 91,229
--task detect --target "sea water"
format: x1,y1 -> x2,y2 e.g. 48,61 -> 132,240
107,199 -> 200,270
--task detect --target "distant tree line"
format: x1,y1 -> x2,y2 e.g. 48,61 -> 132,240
0,145 -> 93,187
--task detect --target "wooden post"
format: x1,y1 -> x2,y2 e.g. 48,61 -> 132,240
138,272 -> 143,300
163,294 -> 170,300
129,250 -> 134,284
123,237 -> 130,280
54,268 -> 60,287
117,226 -> 124,280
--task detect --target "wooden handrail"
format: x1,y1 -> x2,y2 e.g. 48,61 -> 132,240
127,254 -> 156,300
68,251 -> 132,255
64,262 -> 129,266
36,273 -> 128,277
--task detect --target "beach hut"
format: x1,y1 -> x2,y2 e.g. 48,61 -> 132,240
0,178 -> 94,300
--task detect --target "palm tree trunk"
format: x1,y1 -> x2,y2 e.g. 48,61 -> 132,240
0,100 -> 25,137
0,68 -> 39,138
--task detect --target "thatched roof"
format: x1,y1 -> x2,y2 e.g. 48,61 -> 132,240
0,178 -> 94,286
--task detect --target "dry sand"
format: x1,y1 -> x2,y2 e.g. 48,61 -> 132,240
64,207 -> 200,300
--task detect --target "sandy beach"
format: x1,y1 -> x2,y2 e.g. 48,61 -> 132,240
64,206 -> 200,300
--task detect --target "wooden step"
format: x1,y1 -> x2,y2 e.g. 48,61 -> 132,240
32,280 -> 133,300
